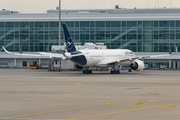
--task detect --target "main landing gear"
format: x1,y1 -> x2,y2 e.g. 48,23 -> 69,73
128,68 -> 132,72
83,69 -> 92,74
110,70 -> 120,74
110,64 -> 120,74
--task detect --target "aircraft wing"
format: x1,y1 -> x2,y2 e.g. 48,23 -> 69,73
37,52 -> 64,58
2,46 -> 64,58
105,57 -> 142,65
106,47 -> 178,65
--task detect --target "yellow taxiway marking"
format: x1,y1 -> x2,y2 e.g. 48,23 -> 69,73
0,104 -> 106,120
163,106 -> 179,108
37,96 -> 110,103
68,100 -> 162,120
101,102 -> 117,105
130,103 -> 148,108
68,103 -> 180,120
68,107 -> 145,120
148,100 -> 160,102
132,105 -> 148,107
104,99 -> 160,106
130,103 -> 145,105
151,89 -> 179,94
0,83 -> 86,86
74,84 -> 85,85
0,97 -> 36,100
0,99 -> 165,120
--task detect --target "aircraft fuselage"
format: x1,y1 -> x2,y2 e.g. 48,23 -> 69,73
69,49 -> 135,68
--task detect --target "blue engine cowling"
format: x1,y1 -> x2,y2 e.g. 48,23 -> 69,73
76,64 -> 83,69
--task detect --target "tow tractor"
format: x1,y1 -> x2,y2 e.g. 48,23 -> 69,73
29,61 -> 41,69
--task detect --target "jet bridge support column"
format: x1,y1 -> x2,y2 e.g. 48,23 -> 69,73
48,58 -> 54,71
177,61 -> 180,69
14,58 -> 16,67
173,61 -> 176,69
39,58 -> 41,64
39,58 -> 41,67
169,59 -> 171,69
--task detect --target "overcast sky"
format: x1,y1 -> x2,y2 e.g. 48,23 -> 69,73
0,0 -> 179,13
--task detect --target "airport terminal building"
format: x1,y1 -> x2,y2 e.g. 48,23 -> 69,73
0,8 -> 180,69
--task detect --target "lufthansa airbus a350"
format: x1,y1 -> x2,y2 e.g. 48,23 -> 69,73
2,24 -> 177,74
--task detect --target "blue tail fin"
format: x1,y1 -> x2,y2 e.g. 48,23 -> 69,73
63,24 -> 76,52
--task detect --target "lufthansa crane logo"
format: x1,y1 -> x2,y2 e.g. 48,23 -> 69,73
67,37 -> 73,50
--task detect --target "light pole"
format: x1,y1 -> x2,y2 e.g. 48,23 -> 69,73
59,0 -> 61,45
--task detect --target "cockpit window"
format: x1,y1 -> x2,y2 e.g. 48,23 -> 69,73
125,51 -> 134,55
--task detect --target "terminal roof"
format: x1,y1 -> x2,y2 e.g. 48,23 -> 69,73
1,8 -> 180,21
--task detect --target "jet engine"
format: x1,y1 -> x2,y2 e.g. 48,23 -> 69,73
76,64 -> 83,69
62,57 -> 68,61
130,60 -> 144,71
63,53 -> 71,59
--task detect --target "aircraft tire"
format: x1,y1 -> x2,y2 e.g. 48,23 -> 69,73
128,69 -> 132,72
110,70 -> 114,74
111,70 -> 119,74
83,70 -> 92,74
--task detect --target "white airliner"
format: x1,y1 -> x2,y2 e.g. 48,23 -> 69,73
2,24 -> 177,74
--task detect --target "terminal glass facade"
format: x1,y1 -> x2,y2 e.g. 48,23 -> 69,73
0,21 -> 179,52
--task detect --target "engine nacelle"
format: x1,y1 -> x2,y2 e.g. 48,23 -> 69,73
130,60 -> 144,71
63,53 -> 71,59
62,57 -> 68,61
76,64 -> 83,69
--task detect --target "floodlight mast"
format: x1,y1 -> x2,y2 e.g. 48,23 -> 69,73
59,0 -> 61,45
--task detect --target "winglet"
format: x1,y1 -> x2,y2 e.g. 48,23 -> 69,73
2,46 -> 12,54
171,46 -> 178,55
